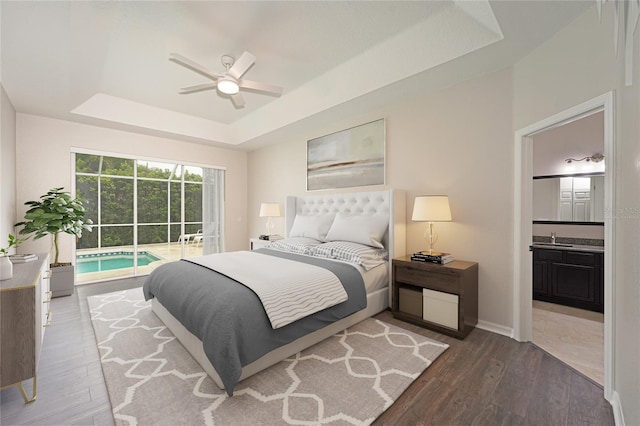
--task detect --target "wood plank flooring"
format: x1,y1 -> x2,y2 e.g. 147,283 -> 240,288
1,278 -> 614,425
374,313 -> 613,425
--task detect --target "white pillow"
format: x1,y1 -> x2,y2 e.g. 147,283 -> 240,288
288,214 -> 335,241
324,212 -> 388,248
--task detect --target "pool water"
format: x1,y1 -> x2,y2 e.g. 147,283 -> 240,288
77,251 -> 161,274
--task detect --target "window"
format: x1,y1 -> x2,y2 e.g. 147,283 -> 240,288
75,153 -> 225,283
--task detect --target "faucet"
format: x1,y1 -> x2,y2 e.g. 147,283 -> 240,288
551,232 -> 556,244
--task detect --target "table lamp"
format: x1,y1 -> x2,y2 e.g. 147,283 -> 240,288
259,202 -> 281,236
411,195 -> 452,255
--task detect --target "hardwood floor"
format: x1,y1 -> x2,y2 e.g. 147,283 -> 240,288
1,278 -> 613,425
0,277 -> 145,426
373,313 -> 613,425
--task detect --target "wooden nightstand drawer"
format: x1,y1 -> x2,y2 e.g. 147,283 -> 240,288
395,265 -> 458,290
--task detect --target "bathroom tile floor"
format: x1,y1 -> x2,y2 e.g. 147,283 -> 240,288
532,300 -> 604,385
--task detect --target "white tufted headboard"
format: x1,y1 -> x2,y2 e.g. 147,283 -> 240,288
284,189 -> 406,261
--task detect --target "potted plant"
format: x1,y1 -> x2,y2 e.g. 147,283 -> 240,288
0,234 -> 27,281
15,187 -> 92,296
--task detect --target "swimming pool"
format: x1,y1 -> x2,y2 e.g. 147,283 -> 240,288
77,251 -> 162,274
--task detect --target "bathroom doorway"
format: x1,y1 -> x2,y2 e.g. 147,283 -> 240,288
513,92 -> 615,399
530,110 -> 605,385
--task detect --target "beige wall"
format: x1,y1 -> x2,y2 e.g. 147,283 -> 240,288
532,223 -> 604,240
532,111 -> 604,177
249,68 -> 515,330
615,19 -> 640,426
248,4 -> 640,420
513,4 -> 639,424
1,85 -> 17,254
15,114 -> 248,261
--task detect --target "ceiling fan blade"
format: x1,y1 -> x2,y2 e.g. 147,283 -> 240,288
228,51 -> 256,79
179,82 -> 218,94
169,53 -> 221,81
238,79 -> 283,96
231,93 -> 245,108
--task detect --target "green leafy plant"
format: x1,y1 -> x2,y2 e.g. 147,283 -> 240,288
0,233 -> 27,256
15,187 -> 93,266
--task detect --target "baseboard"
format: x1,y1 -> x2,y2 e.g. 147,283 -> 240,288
476,320 -> 514,338
609,390 -> 625,425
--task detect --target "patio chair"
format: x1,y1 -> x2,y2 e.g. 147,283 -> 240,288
192,230 -> 203,246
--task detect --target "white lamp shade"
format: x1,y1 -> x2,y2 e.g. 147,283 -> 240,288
259,203 -> 281,217
412,196 -> 452,222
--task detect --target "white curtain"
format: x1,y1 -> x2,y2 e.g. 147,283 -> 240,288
202,168 -> 225,254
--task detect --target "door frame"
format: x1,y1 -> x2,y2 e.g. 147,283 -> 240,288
512,91 -> 615,400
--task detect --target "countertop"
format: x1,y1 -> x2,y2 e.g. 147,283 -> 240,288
530,243 -> 604,253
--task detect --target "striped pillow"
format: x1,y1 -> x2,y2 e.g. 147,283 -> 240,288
312,241 -> 388,270
266,237 -> 322,255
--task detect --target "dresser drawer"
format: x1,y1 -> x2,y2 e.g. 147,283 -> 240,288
41,270 -> 52,330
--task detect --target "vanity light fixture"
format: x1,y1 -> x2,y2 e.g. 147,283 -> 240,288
411,195 -> 452,255
565,153 -> 605,164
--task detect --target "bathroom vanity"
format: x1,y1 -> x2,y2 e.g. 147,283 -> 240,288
531,243 -> 604,313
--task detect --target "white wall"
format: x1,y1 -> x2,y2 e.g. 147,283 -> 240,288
0,85 -> 17,254
248,4 -> 640,421
15,114 -> 248,261
532,223 -> 604,240
532,111 -> 605,176
615,21 -> 640,426
249,68 -> 515,330
513,4 -> 639,424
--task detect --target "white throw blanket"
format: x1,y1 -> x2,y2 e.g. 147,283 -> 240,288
188,251 -> 348,329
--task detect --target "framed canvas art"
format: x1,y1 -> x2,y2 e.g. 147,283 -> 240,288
307,119 -> 385,191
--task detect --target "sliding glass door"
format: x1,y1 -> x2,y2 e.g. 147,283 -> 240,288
75,152 -> 224,283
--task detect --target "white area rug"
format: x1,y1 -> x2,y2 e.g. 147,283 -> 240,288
88,288 -> 448,426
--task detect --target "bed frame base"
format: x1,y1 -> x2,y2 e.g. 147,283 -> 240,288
151,286 -> 389,391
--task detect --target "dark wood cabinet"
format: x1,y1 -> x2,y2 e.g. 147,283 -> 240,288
391,256 -> 478,339
532,247 -> 603,313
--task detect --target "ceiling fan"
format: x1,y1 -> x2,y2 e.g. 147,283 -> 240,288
169,51 -> 283,108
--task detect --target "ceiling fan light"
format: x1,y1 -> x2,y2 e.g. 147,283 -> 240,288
218,78 -> 239,95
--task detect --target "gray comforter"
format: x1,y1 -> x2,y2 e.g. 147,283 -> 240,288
143,249 -> 366,395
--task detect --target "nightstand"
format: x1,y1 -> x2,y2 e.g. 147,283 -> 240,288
391,255 -> 478,339
249,237 -> 282,250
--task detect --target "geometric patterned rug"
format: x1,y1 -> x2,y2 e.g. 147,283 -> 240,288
88,288 -> 448,426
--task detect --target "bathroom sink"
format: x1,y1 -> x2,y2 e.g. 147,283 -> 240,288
533,242 -> 573,248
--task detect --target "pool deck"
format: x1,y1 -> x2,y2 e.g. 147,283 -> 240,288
76,242 -> 204,284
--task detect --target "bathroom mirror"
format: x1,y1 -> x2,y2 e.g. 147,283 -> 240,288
533,173 -> 604,224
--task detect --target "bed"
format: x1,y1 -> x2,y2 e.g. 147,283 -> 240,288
144,189 -> 406,395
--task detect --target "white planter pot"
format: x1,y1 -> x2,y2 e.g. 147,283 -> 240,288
50,264 -> 75,297
0,256 -> 13,280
